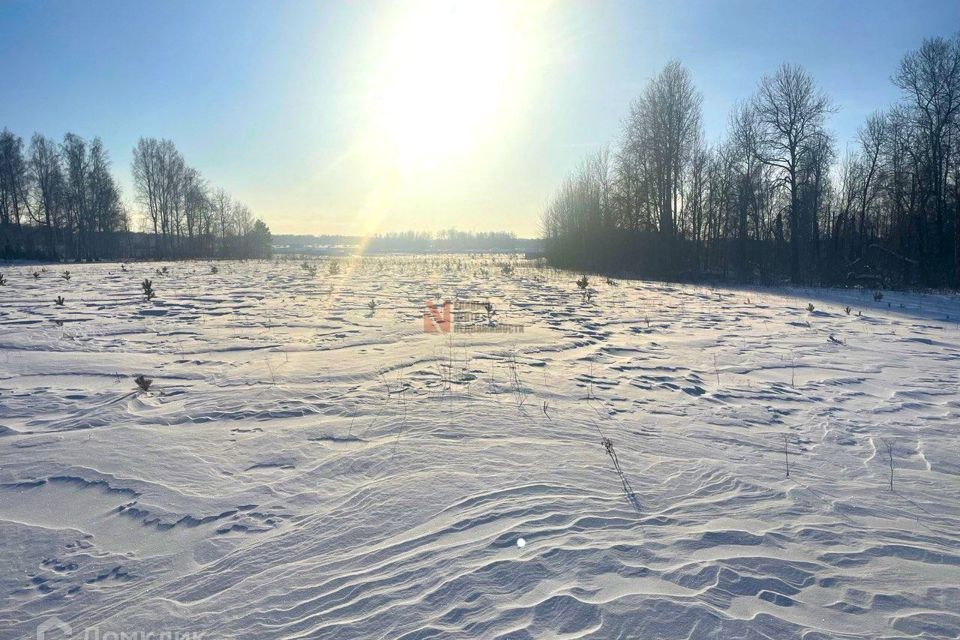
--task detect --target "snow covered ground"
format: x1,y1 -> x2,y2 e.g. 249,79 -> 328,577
1,256 -> 959,639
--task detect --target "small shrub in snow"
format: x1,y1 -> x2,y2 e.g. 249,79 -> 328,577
602,436 -> 618,466
845,306 -> 851,315
881,438 -> 895,491
54,295 -> 64,306
576,275 -> 589,290
483,301 -> 495,324
210,265 -> 218,274
806,302 -> 815,312
134,374 -> 152,392
0,273 -> 6,286
506,352 -> 526,408
329,261 -> 341,276
32,271 -> 40,279
142,278 -> 156,301
61,270 -> 71,281
596,431 -> 642,513
782,434 -> 792,477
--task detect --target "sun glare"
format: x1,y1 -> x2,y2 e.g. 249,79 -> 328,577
372,1 -> 533,170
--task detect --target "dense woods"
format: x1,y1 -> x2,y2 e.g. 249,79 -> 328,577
0,133 -> 271,261
542,34 -> 960,288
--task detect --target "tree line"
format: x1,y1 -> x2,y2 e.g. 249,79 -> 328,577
541,34 -> 960,288
0,131 -> 271,261
360,230 -> 530,253
274,230 -> 541,255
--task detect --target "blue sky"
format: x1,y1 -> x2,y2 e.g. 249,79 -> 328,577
1,0 -> 958,236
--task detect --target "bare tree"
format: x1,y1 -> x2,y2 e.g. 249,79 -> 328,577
856,112 -> 887,256
0,130 -> 33,259
625,61 -> 703,242
893,34 -> 960,283
729,102 -> 767,276
61,133 -> 90,259
132,137 -> 185,257
28,134 -> 63,258
132,138 -> 163,253
212,188 -> 232,256
87,138 -> 124,258
751,63 -> 834,282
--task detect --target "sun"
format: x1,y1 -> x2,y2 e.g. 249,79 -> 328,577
371,1 -> 532,170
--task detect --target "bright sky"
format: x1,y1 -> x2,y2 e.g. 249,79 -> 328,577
2,0 -> 958,237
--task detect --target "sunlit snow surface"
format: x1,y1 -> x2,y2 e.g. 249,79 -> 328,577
1,257 -> 959,639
